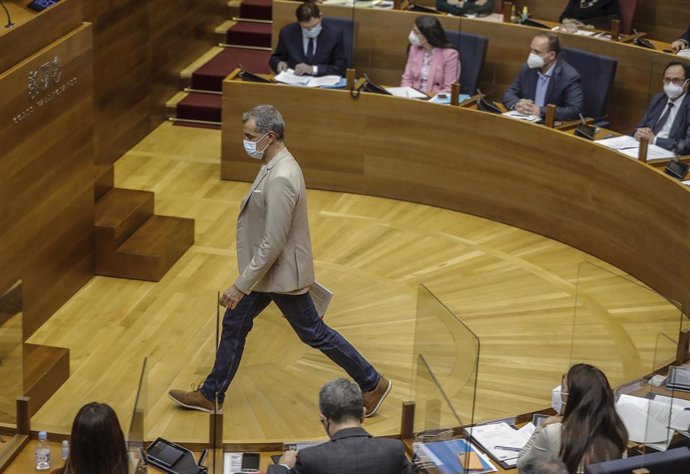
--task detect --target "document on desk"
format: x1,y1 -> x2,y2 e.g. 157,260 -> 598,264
223,453 -> 242,474
466,422 -> 534,467
414,438 -> 497,473
595,135 -> 676,161
614,394 -> 690,450
502,110 -> 542,123
309,282 -> 333,318
384,86 -> 428,99
275,69 -> 342,88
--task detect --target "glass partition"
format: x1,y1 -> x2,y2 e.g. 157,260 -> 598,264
412,285 -> 479,435
0,280 -> 23,428
127,357 -> 147,473
570,261 -> 684,387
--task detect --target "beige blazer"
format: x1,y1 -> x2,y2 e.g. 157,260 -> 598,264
233,148 -> 315,294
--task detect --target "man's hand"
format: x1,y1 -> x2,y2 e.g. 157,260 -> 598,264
294,63 -> 314,76
515,99 -> 540,116
277,61 -> 288,72
672,40 -> 687,52
279,450 -> 298,468
220,286 -> 245,309
476,0 -> 488,5
635,127 -> 655,142
446,0 -> 463,6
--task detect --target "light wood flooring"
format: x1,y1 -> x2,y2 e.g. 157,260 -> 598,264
25,122 -> 686,444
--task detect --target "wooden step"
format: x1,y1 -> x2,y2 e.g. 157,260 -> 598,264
94,163 -> 114,201
96,215 -> 194,282
23,344 -> 70,416
95,188 -> 154,250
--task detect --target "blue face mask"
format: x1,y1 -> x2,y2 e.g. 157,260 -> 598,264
243,133 -> 269,160
303,23 -> 322,39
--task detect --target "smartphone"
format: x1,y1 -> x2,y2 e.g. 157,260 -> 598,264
240,452 -> 261,472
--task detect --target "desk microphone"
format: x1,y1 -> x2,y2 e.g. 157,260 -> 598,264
0,0 -> 14,29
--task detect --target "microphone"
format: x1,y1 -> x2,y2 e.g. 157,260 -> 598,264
0,0 -> 15,29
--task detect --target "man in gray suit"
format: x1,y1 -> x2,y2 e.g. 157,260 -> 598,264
169,105 -> 391,416
268,379 -> 415,474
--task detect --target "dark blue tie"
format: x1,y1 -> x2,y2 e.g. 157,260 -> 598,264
652,102 -> 674,134
306,37 -> 315,64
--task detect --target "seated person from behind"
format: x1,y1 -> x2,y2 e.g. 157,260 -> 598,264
436,0 -> 493,17
503,32 -> 583,121
671,28 -> 690,52
559,0 -> 619,23
517,364 -> 628,474
51,402 -> 129,474
633,62 -> 690,155
401,15 -> 460,95
269,1 -> 347,77
268,378 -> 414,474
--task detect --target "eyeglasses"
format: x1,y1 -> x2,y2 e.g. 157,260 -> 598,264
663,78 -> 687,86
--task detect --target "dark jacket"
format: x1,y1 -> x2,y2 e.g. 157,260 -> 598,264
634,92 -> 690,155
680,27 -> 690,45
436,0 -> 494,16
266,427 -> 415,474
559,0 -> 619,22
503,58 -> 584,121
269,22 -> 347,77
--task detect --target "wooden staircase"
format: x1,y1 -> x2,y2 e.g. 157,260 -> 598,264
94,180 -> 195,282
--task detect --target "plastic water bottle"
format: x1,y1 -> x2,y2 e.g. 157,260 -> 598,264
61,440 -> 69,460
35,431 -> 50,470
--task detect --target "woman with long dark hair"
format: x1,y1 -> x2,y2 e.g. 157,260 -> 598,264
52,402 -> 128,474
517,364 -> 628,474
401,15 -> 460,95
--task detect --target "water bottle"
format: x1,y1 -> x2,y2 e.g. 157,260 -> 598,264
35,431 -> 50,470
61,440 -> 69,460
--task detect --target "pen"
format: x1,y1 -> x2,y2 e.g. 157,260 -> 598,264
493,446 -> 522,452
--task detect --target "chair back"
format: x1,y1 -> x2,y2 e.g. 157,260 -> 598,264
445,30 -> 489,95
323,17 -> 356,68
561,48 -> 618,120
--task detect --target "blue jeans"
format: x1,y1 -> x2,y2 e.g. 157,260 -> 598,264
201,291 -> 379,403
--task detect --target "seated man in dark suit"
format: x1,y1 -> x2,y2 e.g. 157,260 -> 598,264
269,1 -> 347,77
503,32 -> 583,121
633,62 -> 690,155
268,379 -> 414,474
672,28 -> 690,52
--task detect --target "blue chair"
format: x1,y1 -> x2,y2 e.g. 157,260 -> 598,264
561,48 -> 618,124
323,17 -> 356,69
586,447 -> 690,474
444,30 -> 488,96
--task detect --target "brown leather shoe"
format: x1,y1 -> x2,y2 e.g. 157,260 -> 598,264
363,375 -> 392,417
169,387 -> 222,414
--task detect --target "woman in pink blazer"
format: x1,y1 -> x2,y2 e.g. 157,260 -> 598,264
401,15 -> 461,95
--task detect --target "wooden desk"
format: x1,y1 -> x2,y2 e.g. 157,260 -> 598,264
221,79 -> 690,309
271,0 -> 690,132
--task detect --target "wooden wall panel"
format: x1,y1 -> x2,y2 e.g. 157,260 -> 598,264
272,2 -> 689,132
81,0 -> 227,164
0,24 -> 94,339
222,81 -> 690,309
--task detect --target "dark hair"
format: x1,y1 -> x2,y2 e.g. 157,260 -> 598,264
242,104 -> 285,141
414,15 -> 454,49
65,402 -> 128,474
520,453 -> 569,474
319,378 -> 364,423
560,364 -> 628,474
535,32 -> 561,55
664,61 -> 690,80
296,1 -> 320,22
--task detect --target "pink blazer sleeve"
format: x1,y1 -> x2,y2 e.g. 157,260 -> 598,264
439,48 -> 460,94
401,46 -> 422,88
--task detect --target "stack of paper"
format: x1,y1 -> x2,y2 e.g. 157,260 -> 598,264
466,422 -> 535,468
275,69 -> 342,88
615,394 -> 690,451
414,438 -> 497,474
384,86 -> 428,99
595,135 -> 676,161
502,110 -> 542,123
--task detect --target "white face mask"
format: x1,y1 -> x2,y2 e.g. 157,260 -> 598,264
551,384 -> 565,415
409,30 -> 421,46
664,81 -> 687,100
527,52 -> 546,69
242,133 -> 269,160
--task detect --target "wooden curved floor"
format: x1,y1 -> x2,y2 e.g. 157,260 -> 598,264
26,123 -> 684,444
